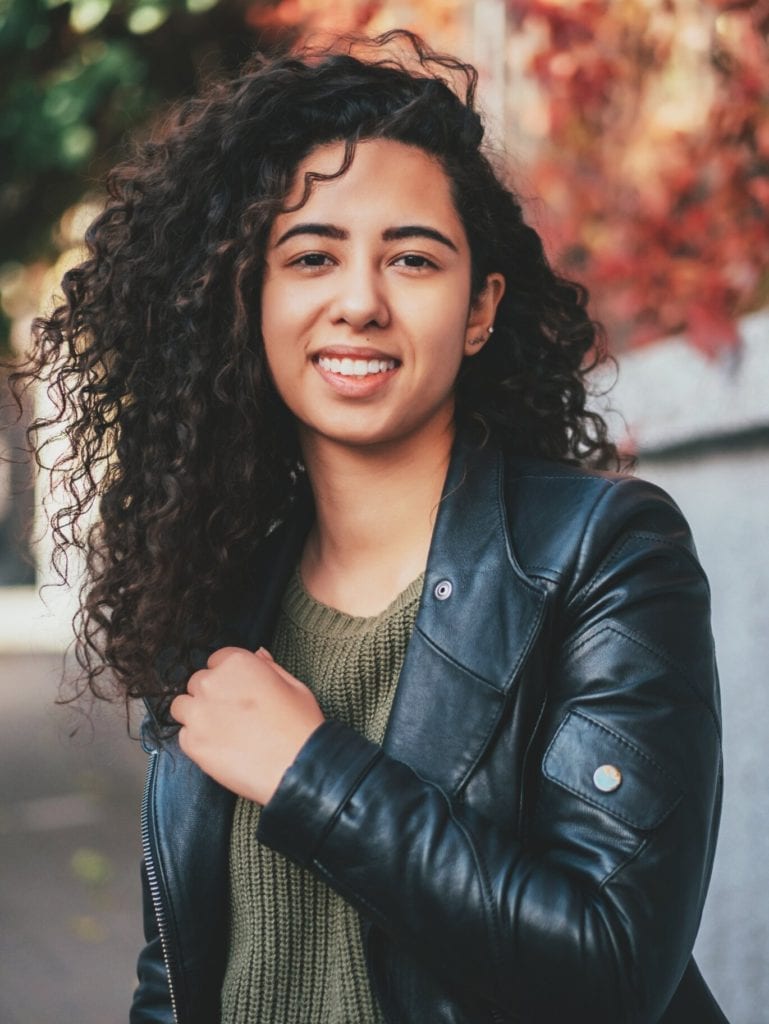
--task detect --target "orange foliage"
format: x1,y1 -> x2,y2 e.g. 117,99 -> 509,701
245,0 -> 384,32
245,0 -> 462,42
509,0 -> 769,354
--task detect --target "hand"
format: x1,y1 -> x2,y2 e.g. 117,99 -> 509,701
169,646 -> 325,806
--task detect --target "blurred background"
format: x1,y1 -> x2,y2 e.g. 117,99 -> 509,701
1,1 -> 768,1021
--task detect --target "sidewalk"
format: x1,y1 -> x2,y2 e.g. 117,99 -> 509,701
0,654 -> 145,1024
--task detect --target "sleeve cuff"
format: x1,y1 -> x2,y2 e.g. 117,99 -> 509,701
256,719 -> 382,865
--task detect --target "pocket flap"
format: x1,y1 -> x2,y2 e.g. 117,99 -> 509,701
542,711 -> 683,830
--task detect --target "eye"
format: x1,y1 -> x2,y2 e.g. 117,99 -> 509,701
392,253 -> 439,270
289,252 -> 334,269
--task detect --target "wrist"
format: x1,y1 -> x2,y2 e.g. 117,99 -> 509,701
258,720 -> 381,862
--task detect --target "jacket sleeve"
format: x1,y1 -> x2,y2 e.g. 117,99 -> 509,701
130,858 -> 176,1024
256,477 -> 723,1024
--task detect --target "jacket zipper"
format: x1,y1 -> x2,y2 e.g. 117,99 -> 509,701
140,749 -> 181,1024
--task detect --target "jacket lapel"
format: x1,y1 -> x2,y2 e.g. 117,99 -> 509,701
382,432 -> 547,796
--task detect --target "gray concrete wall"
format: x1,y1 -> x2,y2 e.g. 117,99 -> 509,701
637,445 -> 769,1024
603,310 -> 769,1023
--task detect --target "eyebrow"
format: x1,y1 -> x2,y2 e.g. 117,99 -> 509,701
273,222 -> 459,252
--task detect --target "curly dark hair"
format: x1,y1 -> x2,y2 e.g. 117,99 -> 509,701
6,29 -> 622,717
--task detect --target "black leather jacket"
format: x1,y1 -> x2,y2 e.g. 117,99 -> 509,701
131,432 -> 727,1024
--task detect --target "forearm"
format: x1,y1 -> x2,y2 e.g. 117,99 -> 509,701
258,721 -> 640,1022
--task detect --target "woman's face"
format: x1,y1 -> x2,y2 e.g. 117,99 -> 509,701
260,137 -> 503,455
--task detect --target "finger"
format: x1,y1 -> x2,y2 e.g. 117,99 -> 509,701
207,645 -> 248,669
254,647 -> 303,688
170,692 -> 193,723
176,723 -> 191,756
261,656 -> 303,688
186,669 -> 208,696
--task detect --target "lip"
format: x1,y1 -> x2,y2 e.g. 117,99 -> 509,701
312,345 -> 400,361
312,353 -> 399,398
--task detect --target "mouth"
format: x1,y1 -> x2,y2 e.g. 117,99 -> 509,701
311,348 -> 400,395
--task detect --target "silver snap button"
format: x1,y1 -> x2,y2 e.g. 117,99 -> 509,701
434,579 -> 453,601
593,764 -> 622,793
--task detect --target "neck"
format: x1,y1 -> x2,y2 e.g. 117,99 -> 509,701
298,420 -> 455,615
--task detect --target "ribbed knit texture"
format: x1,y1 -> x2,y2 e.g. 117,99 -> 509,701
220,567 -> 425,1024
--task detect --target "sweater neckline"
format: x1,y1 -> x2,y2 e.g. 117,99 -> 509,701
280,567 -> 426,638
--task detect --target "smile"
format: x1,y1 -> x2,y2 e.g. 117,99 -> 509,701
312,352 -> 400,397
317,356 -> 397,377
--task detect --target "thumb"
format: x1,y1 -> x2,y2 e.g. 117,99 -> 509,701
255,648 -> 303,688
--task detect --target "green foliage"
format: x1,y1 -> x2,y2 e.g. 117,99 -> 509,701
0,0 -> 297,355
3,39 -> 145,174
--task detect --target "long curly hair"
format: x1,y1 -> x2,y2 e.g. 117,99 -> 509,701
7,30 -> 622,716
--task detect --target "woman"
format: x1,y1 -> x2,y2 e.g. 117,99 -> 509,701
12,31 -> 726,1024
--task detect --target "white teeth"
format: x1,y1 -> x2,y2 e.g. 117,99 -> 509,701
318,356 -> 396,376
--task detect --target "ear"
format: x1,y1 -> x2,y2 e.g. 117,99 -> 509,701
464,273 -> 506,356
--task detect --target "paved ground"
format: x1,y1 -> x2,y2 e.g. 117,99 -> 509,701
0,654 -> 146,1024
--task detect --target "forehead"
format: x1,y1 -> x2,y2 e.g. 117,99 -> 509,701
275,137 -> 464,235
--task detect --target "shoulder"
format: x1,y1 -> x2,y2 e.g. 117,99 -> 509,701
499,453 -> 702,589
498,452 -> 719,727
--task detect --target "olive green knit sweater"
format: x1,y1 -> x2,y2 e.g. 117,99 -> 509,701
220,567 -> 425,1024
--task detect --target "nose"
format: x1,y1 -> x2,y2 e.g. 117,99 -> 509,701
328,260 -> 390,331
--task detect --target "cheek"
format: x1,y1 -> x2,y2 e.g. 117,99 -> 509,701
259,283 -> 303,379
413,292 -> 470,362
261,272 -> 320,341
259,279 -> 285,346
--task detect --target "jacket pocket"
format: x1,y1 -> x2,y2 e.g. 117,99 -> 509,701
542,711 -> 684,831
530,710 -> 685,886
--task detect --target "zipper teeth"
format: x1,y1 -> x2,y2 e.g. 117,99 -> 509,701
140,749 -> 180,1024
